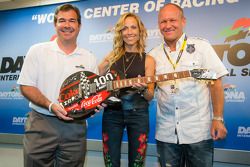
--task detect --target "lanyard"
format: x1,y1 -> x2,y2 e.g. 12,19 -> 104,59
162,35 -> 187,70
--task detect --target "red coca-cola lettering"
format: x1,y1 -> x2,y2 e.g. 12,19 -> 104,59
62,90 -> 110,113
81,94 -> 102,108
80,91 -> 110,110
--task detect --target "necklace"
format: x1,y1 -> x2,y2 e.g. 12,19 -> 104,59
124,53 -> 134,62
122,54 -> 136,77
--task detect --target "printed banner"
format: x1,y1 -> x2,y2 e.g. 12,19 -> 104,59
0,0 -> 249,151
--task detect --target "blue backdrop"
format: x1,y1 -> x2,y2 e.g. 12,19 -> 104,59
0,0 -> 249,151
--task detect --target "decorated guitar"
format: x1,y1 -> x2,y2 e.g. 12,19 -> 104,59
58,69 -> 216,119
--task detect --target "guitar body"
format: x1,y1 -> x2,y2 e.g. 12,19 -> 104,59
58,70 -> 119,119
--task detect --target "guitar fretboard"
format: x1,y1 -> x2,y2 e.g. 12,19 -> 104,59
112,70 -> 191,90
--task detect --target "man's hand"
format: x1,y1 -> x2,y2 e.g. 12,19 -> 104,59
50,103 -> 73,121
210,120 -> 227,140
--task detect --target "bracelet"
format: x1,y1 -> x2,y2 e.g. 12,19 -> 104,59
212,116 -> 224,123
48,102 -> 54,113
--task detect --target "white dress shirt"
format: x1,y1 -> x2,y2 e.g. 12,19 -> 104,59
17,40 -> 98,116
149,34 -> 228,144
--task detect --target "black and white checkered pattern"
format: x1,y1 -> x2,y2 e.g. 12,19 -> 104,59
80,72 -> 91,99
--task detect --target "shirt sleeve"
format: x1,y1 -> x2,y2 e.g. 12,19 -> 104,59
200,40 -> 229,78
17,45 -> 39,86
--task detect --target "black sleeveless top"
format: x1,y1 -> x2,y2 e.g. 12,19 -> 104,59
109,52 -> 149,110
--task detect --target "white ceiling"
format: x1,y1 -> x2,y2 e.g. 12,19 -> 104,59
0,0 -> 80,11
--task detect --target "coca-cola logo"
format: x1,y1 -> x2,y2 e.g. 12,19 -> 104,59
80,91 -> 110,110
62,90 -> 110,112
81,94 -> 103,108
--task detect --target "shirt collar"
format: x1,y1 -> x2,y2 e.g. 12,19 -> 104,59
52,39 -> 81,56
163,33 -> 186,52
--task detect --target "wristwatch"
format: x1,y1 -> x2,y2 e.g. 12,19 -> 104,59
212,116 -> 224,123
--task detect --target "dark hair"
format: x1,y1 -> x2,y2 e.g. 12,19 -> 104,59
54,4 -> 81,25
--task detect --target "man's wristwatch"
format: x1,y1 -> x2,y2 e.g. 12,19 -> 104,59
212,116 -> 224,123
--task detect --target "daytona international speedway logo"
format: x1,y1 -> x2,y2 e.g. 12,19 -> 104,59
214,17 -> 250,70
88,27 -> 161,43
217,17 -> 249,103
0,85 -> 24,100
12,116 -> 27,126
223,84 -> 245,103
217,18 -> 250,43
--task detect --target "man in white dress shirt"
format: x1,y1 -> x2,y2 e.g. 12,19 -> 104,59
149,3 -> 228,167
18,4 -> 101,167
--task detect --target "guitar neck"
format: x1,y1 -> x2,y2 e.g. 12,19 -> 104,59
112,70 -> 191,90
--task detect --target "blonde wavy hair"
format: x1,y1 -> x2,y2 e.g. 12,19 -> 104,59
106,13 -> 147,66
